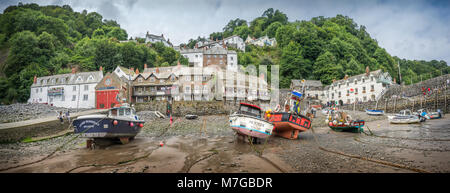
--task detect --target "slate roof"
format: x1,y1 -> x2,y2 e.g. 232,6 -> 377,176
32,71 -> 103,87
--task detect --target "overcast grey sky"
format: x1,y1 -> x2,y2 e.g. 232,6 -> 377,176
1,0 -> 449,63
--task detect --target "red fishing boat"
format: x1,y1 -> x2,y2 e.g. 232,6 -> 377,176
267,91 -> 312,139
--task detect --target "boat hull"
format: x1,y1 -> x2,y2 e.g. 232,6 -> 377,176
388,115 -> 420,124
229,114 -> 273,139
329,120 -> 365,133
73,115 -> 144,139
268,112 -> 311,139
366,109 -> 384,116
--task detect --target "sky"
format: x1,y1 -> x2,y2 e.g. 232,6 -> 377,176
1,0 -> 449,63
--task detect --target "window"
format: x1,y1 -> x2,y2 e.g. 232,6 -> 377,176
73,86 -> 76,91
83,94 -> 88,101
371,76 -> 374,81
50,97 -> 53,102
125,108 -> 131,115
185,76 -> 191,81
354,80 -> 357,84
52,79 -> 56,84
61,95 -> 65,101
220,55 -> 223,58
230,56 -> 233,61
150,76 -> 155,82
203,76 -> 207,82
40,88 -> 42,92
185,86 -> 191,93
84,85 -> 89,91
195,55 -> 198,58
207,55 -> 211,58
363,96 -> 367,101
119,109 -> 124,116
362,78 -> 365,83
36,89 -> 38,93
72,95 -> 76,101
355,88 -> 358,93
363,87 -> 366,91
138,78 -> 143,82
371,85 -> 375,91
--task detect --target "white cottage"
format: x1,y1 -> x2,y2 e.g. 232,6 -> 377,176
28,68 -> 103,109
323,68 -> 393,105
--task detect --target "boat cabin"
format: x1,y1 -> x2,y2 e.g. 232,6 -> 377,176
109,103 -> 137,119
398,109 -> 413,116
238,103 -> 262,118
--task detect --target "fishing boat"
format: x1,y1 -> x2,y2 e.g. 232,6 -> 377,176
267,91 -> 312,139
365,109 -> 384,116
326,111 -> 364,133
388,109 -> 421,124
415,108 -> 442,120
72,103 -> 145,144
229,103 -> 274,141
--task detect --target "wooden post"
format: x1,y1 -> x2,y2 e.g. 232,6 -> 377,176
445,86 -> 447,114
435,91 -> 438,112
385,99 -> 388,113
420,95 -> 423,108
412,99 -> 415,112
393,97 -> 397,113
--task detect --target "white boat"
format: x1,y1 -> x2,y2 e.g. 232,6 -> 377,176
366,109 -> 384,116
415,108 -> 442,120
229,103 -> 274,140
388,109 -> 420,124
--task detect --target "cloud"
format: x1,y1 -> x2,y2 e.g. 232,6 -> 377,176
0,0 -> 449,63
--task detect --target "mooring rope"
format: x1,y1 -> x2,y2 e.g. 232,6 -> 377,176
246,135 -> 286,173
309,126 -> 431,173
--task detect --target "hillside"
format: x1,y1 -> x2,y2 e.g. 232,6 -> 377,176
184,8 -> 449,88
0,3 -> 187,104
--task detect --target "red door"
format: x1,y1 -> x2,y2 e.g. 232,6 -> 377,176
96,90 -> 119,109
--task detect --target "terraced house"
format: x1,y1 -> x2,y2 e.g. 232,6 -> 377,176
323,67 -> 393,105
28,68 -> 103,108
132,65 -> 180,102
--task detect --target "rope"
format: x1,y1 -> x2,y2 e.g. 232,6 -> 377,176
309,126 -> 431,173
0,117 -> 106,172
362,126 -> 450,141
353,137 -> 450,152
246,135 -> 286,173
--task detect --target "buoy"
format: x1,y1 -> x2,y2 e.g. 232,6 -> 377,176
113,120 -> 118,125
159,141 -> 164,147
130,122 -> 134,127
170,115 -> 173,126
139,123 -> 144,128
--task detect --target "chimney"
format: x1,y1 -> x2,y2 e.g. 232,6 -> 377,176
344,74 -> 348,80
222,40 -> 226,48
99,66 -> 103,71
33,75 -> 37,84
131,67 -> 134,73
332,79 -> 336,83
71,67 -> 76,74
366,66 -> 370,76
195,43 -> 198,49
135,68 -> 140,74
144,63 -> 148,69
161,34 -> 164,38
146,31 -> 149,36
156,68 -> 159,73
393,77 -> 396,84
177,60 -> 181,67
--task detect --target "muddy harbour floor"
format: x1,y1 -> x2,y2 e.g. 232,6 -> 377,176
0,111 -> 449,173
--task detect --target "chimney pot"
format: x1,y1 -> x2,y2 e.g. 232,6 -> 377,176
71,67 -> 76,74
33,75 -> 37,84
144,64 -> 148,69
100,66 -> 103,71
135,68 -> 140,74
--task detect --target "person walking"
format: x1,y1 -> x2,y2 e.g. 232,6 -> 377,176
65,111 -> 71,123
59,111 -> 63,124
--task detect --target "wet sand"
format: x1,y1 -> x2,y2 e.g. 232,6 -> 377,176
0,113 -> 449,173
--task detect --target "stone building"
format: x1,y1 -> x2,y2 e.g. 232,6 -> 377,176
28,68 -> 103,109
195,35 -> 245,52
179,46 -> 238,71
323,68 -> 393,105
290,80 -> 324,100
95,71 -> 130,109
131,65 -> 181,102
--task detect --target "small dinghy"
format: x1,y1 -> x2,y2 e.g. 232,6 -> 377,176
229,103 -> 274,142
72,103 -> 145,145
326,111 -> 364,133
185,114 -> 198,120
366,109 -> 384,116
388,109 -> 421,124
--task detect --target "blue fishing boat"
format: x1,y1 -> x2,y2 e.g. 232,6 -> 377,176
72,103 -> 145,144
365,109 -> 384,116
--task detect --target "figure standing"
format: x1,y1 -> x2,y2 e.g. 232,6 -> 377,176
65,111 -> 71,123
59,111 -> 63,124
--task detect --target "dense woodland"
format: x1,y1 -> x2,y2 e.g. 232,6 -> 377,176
185,8 -> 449,88
0,4 -> 448,104
0,3 -> 188,104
